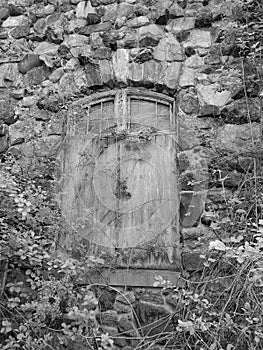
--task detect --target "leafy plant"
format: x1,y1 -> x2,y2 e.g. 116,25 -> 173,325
0,154 -> 111,350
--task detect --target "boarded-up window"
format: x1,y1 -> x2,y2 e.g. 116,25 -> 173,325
59,89 -> 181,286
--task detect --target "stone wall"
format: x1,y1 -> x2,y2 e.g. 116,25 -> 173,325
0,0 -> 262,347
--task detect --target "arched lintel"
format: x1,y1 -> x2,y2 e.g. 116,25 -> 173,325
71,87 -> 175,108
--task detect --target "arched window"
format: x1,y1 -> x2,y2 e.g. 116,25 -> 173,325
59,88 -> 182,286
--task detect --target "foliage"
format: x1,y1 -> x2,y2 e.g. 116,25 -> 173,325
151,162 -> 263,350
153,228 -> 263,349
218,0 -> 263,65
1,1 -> 263,349
0,154 -> 111,350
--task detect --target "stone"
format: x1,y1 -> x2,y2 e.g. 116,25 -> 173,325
0,135 -> 8,153
182,252 -> 204,271
78,21 -> 112,35
198,105 -> 220,117
57,43 -> 71,60
154,0 -> 184,24
127,16 -> 149,28
185,47 -> 196,57
0,96 -> 17,125
46,112 -> 64,135
18,135 -> 62,157
118,32 -> 137,49
0,63 -> 21,88
8,4 -> 24,16
0,124 -> 8,137
0,7 -> 10,20
168,2 -> 185,17
185,2 -> 204,16
76,1 -> 96,18
0,29 -> 8,39
197,84 -> 232,107
204,45 -> 222,65
10,25 -> 30,39
183,30 -> 212,49
34,42 -> 59,56
208,187 -> 233,204
33,17 -> 50,39
101,3 -> 134,22
185,54 -> 204,68
165,17 -> 195,34
2,15 -> 29,27
115,291 -> 135,305
118,315 -> 139,337
59,72 -> 79,96
46,17 -> 66,44
86,13 -> 101,25
153,33 -> 183,62
128,62 -> 144,85
66,18 -> 86,33
214,124 -> 262,152
179,67 -> 195,88
18,54 -> 42,74
63,34 -> 90,48
220,98 -> 262,124
90,32 -> 104,49
135,301 -> 172,336
138,24 -> 164,47
179,93 -> 199,114
32,106 -> 51,121
23,66 -> 50,86
238,157 -> 254,171
72,68 -> 89,91
113,17 -> 125,30
155,10 -> 170,26
133,47 -> 153,63
34,42 -> 59,68
41,80 -> 54,88
143,60 -> 159,86
71,44 -> 92,59
33,13 -> 64,40
97,310 -> 118,327
35,4 -> 55,17
37,95 -> 63,113
99,60 -> 114,87
64,58 -> 79,72
195,13 -> 212,28
91,0 -> 115,5
222,170 -> 243,189
113,301 -> 132,313
163,62 -> 181,90
176,29 -> 191,43
99,326 -> 118,336
134,3 -> 149,16
93,47 -> 112,60
10,89 -> 25,100
112,49 -> 129,84
49,68 -> 64,83
9,120 -> 27,145
22,96 -> 38,107
83,63 -> 103,88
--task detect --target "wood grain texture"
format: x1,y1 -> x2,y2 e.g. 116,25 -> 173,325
59,90 -> 181,277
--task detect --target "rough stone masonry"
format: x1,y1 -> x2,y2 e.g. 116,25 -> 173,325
0,0 -> 262,348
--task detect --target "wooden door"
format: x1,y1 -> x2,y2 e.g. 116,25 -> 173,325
59,89 -> 181,286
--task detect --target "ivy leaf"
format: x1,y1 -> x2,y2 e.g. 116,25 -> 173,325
209,240 -> 226,251
210,342 -> 217,350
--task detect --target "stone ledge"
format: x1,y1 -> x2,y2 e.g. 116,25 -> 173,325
83,268 -> 181,288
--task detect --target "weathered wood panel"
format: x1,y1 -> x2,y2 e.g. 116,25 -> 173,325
59,89 -> 181,281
